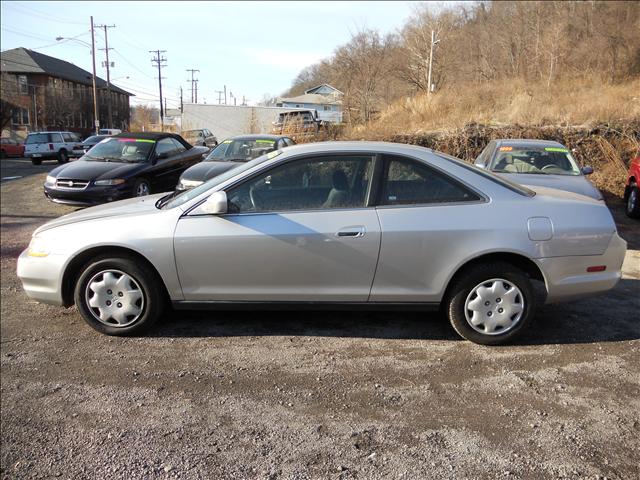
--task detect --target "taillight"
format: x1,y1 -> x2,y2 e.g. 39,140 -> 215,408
48,143 -> 54,150
586,265 -> 606,272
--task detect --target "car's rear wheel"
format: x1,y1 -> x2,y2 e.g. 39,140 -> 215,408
57,149 -> 69,164
446,262 -> 536,345
74,255 -> 164,335
133,178 -> 151,197
31,158 -> 42,165
625,185 -> 640,219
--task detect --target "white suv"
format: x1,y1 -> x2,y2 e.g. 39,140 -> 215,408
24,131 -> 85,165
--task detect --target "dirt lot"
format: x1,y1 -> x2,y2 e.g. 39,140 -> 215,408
1,166 -> 639,480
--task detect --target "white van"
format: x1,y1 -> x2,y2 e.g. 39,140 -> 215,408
98,129 -> 122,135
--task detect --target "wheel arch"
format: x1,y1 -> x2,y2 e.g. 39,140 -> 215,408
443,251 -> 547,302
61,245 -> 170,307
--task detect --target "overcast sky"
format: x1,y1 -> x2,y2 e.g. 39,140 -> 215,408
1,1 -> 432,108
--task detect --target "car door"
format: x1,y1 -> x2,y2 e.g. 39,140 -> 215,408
148,138 -> 184,191
173,153 -> 381,301
370,154 -> 486,303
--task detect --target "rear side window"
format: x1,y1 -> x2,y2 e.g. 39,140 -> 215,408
62,133 -> 74,142
381,155 -> 480,206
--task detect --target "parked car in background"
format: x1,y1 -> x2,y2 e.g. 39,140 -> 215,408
271,109 -> 324,139
0,137 -> 25,158
24,131 -> 84,165
98,129 -> 122,135
81,135 -> 111,153
18,142 -> 626,345
623,156 -> 640,219
474,139 -> 602,201
182,129 -> 218,148
176,134 -> 295,190
43,132 -> 208,206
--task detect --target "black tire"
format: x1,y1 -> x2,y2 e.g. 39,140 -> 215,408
31,158 -> 42,166
133,178 -> 151,197
446,262 -> 537,345
625,185 -> 640,219
57,149 -> 69,164
74,255 -> 165,336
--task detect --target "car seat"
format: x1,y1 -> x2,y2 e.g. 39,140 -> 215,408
322,170 -> 350,208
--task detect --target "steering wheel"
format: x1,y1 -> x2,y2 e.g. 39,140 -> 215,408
541,164 -> 563,173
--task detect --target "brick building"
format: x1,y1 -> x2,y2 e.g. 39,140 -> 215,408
1,48 -> 133,139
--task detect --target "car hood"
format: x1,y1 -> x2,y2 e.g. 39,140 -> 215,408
34,193 -> 165,234
495,173 -> 602,200
181,161 -> 243,182
49,159 -> 147,181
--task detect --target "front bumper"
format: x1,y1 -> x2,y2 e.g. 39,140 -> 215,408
44,183 -> 132,206
539,233 -> 627,303
17,250 -> 68,306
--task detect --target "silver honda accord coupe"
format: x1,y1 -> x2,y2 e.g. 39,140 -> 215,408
17,142 -> 626,345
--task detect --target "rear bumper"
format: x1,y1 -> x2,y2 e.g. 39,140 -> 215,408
539,233 -> 627,303
16,250 -> 67,306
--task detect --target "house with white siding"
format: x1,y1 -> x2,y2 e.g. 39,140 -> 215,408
276,84 -> 343,123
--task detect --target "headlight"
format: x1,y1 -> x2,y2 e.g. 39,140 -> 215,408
180,179 -> 204,188
27,237 -> 50,257
45,175 -> 56,186
94,178 -> 126,186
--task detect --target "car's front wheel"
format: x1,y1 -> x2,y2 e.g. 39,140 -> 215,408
74,255 -> 164,335
446,262 -> 536,345
625,185 -> 640,219
133,178 -> 151,197
57,149 -> 69,164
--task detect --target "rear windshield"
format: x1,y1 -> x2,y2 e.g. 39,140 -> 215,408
26,133 -> 51,144
435,152 -> 536,197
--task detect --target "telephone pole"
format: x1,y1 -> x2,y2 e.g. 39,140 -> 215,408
427,29 -> 440,95
90,16 -> 99,134
215,90 -> 223,104
180,86 -> 183,113
186,68 -> 199,103
150,50 -> 167,130
96,23 -> 116,128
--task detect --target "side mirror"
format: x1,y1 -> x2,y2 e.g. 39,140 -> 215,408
475,162 -> 486,169
201,191 -> 228,215
156,151 -> 169,161
581,166 -> 594,175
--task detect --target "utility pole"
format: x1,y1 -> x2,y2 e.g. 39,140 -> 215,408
427,29 -> 440,95
215,90 -> 223,104
164,97 -> 167,114
224,85 -> 227,105
186,69 -> 199,103
150,50 -> 167,130
180,86 -> 183,113
90,16 -> 99,134
96,23 -> 116,128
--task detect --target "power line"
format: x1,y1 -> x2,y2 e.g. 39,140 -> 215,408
2,3 -> 86,26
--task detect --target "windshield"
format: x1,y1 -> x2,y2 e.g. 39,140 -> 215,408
160,150 -> 281,209
205,138 -> 278,162
489,146 -> 581,176
83,137 -> 155,163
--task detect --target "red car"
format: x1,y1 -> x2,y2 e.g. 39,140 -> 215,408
624,156 -> 640,218
0,138 -> 25,158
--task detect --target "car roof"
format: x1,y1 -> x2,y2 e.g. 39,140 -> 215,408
114,132 -> 184,141
494,139 -> 567,148
227,134 -> 290,141
270,141 -> 434,157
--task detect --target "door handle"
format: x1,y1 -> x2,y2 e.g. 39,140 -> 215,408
336,226 -> 366,238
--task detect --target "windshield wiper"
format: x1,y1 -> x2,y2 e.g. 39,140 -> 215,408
155,190 -> 180,209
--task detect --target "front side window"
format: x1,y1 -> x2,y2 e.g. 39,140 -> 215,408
155,138 -> 176,157
227,155 -> 373,214
206,138 -> 279,162
381,156 -> 480,206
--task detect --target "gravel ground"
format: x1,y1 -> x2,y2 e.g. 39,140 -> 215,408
1,170 -> 639,480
